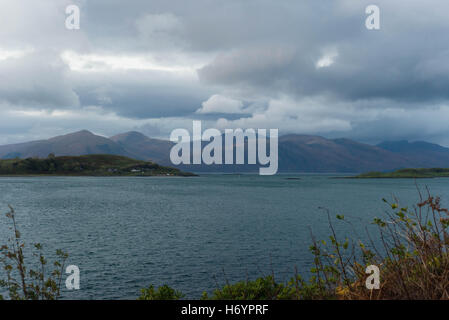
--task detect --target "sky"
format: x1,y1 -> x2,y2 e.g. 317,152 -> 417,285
1,0 -> 449,146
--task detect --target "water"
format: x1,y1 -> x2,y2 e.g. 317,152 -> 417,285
0,174 -> 448,299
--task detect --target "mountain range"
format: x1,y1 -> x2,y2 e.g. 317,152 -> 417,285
1,130 -> 448,173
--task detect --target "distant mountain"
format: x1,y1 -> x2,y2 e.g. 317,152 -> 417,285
103,132 -> 418,173
278,135 -> 409,172
110,131 -> 173,163
2,130 -> 449,173
377,140 -> 449,168
0,130 -> 130,159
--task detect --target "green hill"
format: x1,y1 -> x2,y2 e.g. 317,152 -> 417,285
0,154 -> 195,177
354,168 -> 449,178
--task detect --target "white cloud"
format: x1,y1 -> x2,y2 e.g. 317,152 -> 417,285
212,96 -> 352,133
0,47 -> 34,61
315,50 -> 338,69
196,94 -> 245,114
61,50 -> 199,76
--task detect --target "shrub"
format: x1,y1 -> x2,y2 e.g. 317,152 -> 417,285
292,191 -> 449,300
138,284 -> 184,300
201,276 -> 283,300
0,206 -> 69,300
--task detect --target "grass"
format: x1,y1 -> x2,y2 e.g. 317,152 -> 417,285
0,154 -> 195,177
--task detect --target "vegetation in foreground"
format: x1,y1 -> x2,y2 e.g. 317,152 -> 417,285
0,206 -> 68,300
354,168 -> 449,179
141,190 -> 449,300
0,154 -> 195,177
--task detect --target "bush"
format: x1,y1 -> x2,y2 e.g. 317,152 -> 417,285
0,206 -> 69,300
201,276 -> 282,300
138,284 -> 184,300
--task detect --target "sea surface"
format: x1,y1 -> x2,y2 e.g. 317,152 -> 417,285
0,174 -> 448,299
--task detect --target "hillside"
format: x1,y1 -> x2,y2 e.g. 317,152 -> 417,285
110,131 -> 173,163
278,135 -> 409,172
0,154 -> 195,176
377,140 -> 449,168
0,130 -> 132,159
2,130 -> 449,173
354,168 -> 449,179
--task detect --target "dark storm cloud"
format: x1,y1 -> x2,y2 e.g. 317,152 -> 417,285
0,51 -> 79,107
76,83 -> 208,118
197,1 -> 449,103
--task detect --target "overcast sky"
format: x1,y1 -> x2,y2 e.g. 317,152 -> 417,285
1,0 -> 449,146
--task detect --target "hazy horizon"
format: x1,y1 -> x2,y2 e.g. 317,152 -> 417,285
1,128 -> 447,149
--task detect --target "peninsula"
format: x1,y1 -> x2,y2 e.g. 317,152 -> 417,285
0,154 -> 195,177
353,168 -> 449,179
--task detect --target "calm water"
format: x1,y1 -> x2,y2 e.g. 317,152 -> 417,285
0,174 -> 449,299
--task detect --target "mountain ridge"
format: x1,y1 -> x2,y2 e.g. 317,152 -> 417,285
1,130 -> 448,173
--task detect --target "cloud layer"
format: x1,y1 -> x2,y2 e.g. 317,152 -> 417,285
1,0 -> 449,146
